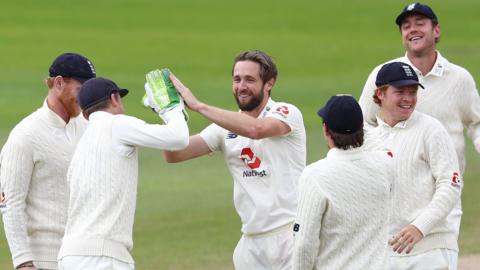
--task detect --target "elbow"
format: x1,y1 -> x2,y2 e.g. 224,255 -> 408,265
169,135 -> 189,151
164,152 -> 181,163
243,125 -> 264,140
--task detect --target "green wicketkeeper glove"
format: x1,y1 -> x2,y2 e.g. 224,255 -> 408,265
142,68 -> 188,121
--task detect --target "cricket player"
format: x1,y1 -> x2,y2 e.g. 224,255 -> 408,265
57,74 -> 188,270
292,95 -> 394,270
370,62 -> 461,269
359,2 -> 480,240
0,53 -> 96,270
161,50 -> 306,269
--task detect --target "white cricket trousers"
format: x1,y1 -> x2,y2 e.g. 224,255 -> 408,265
58,256 -> 135,270
233,222 -> 293,270
390,248 -> 458,270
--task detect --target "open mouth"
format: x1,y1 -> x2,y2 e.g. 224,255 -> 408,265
409,36 -> 422,41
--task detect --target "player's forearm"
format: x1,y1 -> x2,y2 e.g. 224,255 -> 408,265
3,204 -> 34,268
411,178 -> 461,235
196,103 -> 265,139
164,135 -> 211,163
113,113 -> 189,151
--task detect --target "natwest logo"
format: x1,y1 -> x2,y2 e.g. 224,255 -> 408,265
240,147 -> 261,169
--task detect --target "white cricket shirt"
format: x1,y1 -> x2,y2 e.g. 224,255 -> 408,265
0,100 -> 87,269
367,111 -> 462,255
58,110 -> 188,264
359,51 -> 480,173
293,147 -> 394,270
200,98 -> 306,235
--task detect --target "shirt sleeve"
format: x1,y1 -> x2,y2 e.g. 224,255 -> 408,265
462,71 -> 480,153
265,102 -> 304,134
293,169 -> 327,270
111,111 -> 189,151
0,134 -> 35,268
199,123 -> 225,152
411,122 -> 462,235
359,66 -> 382,127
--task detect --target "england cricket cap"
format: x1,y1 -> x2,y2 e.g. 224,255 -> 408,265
79,77 -> 128,110
375,62 -> 424,89
317,95 -> 363,134
395,3 -> 438,26
49,53 -> 96,83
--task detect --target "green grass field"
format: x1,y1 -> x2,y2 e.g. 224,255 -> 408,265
1,1 -> 479,269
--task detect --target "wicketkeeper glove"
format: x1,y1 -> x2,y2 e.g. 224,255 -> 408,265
142,68 -> 188,121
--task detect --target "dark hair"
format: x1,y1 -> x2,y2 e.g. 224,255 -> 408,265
328,127 -> 364,150
232,50 -> 278,84
82,98 -> 111,119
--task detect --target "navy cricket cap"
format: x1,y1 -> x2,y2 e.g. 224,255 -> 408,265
79,77 -> 128,111
317,95 -> 363,134
395,3 -> 438,26
49,53 -> 96,83
376,62 -> 424,89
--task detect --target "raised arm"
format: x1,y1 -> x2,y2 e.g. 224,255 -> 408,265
170,73 -> 291,140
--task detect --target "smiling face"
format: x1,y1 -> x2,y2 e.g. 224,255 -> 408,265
232,60 -> 272,112
376,84 -> 418,126
400,13 -> 440,56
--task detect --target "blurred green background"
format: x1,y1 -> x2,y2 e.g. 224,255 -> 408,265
1,1 -> 479,269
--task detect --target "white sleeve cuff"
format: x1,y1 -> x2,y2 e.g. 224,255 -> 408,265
159,106 -> 184,123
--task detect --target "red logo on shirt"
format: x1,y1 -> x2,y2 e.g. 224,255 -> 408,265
451,172 -> 462,187
1,192 -> 5,208
275,106 -> 289,116
240,148 -> 262,169
387,151 -> 393,158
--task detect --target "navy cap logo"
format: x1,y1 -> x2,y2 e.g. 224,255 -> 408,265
402,65 -> 414,77
407,3 -> 416,11
87,59 -> 96,76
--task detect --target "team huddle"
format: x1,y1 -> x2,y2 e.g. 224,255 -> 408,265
1,3 -> 479,270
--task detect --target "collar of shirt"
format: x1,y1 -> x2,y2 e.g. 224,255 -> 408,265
402,50 -> 450,77
89,110 -> 114,122
375,110 -> 418,129
326,146 -> 366,161
260,98 -> 276,118
42,99 -> 69,128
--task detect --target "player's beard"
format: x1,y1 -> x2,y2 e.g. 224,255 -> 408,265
234,87 -> 265,112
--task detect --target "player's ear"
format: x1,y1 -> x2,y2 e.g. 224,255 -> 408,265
322,123 -> 329,137
264,78 -> 275,93
433,24 -> 440,42
110,93 -> 121,107
52,76 -> 65,93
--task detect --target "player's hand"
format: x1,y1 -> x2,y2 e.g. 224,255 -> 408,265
169,73 -> 203,112
389,224 -> 423,254
143,69 -> 188,121
143,84 -> 189,122
145,68 -> 182,110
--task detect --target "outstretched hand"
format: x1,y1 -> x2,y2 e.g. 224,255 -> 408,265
389,224 -> 423,254
169,73 -> 203,112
